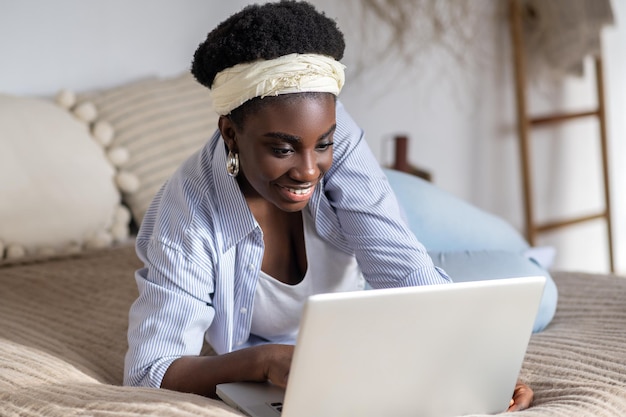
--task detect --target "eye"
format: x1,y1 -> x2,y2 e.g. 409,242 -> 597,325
316,141 -> 334,152
272,147 -> 294,157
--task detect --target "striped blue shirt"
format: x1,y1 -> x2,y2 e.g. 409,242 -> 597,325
124,101 -> 450,388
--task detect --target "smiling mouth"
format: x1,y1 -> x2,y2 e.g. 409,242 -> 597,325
278,184 -> 315,198
281,186 -> 315,196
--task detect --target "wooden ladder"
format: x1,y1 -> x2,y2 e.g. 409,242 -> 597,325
508,0 -> 615,272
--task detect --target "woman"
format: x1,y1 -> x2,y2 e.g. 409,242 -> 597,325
125,0 -> 536,411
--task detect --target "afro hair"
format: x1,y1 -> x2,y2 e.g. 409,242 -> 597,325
191,1 -> 345,89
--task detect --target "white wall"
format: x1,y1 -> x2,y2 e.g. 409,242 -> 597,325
0,0 -> 248,96
1,0 -> 623,274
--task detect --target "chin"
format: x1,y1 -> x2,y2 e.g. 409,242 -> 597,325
280,202 -> 308,213
273,198 -> 310,213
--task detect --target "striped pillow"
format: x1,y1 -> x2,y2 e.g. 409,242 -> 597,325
81,73 -> 218,225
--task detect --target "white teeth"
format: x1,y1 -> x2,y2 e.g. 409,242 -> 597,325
287,187 -> 312,196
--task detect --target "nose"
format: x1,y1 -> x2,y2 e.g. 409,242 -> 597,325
290,151 -> 319,183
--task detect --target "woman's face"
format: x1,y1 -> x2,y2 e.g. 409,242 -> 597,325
220,93 -> 336,212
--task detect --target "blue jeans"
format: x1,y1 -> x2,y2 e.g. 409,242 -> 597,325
384,169 -> 558,333
429,250 -> 557,333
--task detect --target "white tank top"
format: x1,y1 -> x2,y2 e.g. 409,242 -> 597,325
249,209 -> 364,344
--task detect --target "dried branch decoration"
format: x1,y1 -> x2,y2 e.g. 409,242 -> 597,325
348,0 -> 494,78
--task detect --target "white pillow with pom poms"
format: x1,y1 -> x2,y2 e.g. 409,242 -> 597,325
79,73 -> 219,224
0,93 -> 129,261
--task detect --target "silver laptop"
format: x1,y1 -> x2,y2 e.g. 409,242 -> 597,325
217,276 -> 546,417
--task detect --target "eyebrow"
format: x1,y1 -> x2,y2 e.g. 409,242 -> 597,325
264,124 -> 337,143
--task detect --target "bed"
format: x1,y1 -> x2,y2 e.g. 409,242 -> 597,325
1,243 -> 626,416
1,73 -> 626,416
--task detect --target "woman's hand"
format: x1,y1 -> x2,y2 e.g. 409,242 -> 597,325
161,343 -> 294,398
507,381 -> 534,411
260,344 -> 294,389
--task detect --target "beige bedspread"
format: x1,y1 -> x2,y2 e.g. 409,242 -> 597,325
1,244 -> 625,416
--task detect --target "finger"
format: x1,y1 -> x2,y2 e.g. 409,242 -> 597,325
269,370 -> 290,389
507,383 -> 534,412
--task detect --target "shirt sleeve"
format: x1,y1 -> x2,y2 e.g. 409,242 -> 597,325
124,163 -> 220,388
324,101 -> 451,288
124,237 -> 216,388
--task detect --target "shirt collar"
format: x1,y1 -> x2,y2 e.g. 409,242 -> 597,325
211,133 -> 259,251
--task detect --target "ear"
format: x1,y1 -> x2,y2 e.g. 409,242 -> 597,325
218,115 -> 238,152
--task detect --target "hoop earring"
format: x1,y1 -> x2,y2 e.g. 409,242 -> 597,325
226,150 -> 239,177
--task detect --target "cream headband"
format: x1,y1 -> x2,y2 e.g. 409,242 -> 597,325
209,53 -> 346,115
